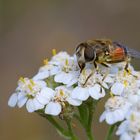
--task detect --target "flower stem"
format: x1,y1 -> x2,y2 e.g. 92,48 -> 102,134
77,99 -> 97,140
85,99 -> 95,140
86,128 -> 94,140
65,119 -> 79,140
37,111 -> 70,139
46,116 -> 70,137
105,124 -> 116,140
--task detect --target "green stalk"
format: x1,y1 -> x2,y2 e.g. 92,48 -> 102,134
37,111 -> 70,139
76,99 -> 97,140
105,124 -> 116,140
47,116 -> 70,138
65,119 -> 79,140
85,100 -> 95,140
85,128 -> 94,140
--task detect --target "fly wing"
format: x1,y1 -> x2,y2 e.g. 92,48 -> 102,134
125,47 -> 140,59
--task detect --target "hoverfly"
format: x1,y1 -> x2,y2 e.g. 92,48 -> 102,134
75,39 -> 140,72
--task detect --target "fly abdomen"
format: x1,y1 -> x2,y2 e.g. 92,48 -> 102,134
113,41 -> 140,59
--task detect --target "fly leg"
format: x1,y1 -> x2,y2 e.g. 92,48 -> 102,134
94,61 -> 97,69
83,71 -> 94,86
124,57 -> 138,78
124,57 -> 131,72
95,62 -> 110,72
83,61 -> 97,86
100,62 -> 110,68
94,61 -> 99,72
124,62 -> 129,72
83,62 -> 110,86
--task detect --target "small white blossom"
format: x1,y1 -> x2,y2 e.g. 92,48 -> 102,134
54,57 -> 80,87
33,60 -> 61,81
111,68 -> 140,96
45,86 -> 82,116
116,110 -> 140,140
71,69 -> 114,101
33,52 -> 80,87
8,77 -> 53,112
51,51 -> 71,65
33,52 -> 72,81
100,96 -> 131,125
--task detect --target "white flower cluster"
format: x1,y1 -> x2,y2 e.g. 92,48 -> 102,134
8,51 -> 140,140
99,65 -> 140,140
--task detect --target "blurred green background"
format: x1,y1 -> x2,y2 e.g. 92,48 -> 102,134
1,0 -> 140,140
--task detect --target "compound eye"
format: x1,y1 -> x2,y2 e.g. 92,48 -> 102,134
84,46 -> 95,61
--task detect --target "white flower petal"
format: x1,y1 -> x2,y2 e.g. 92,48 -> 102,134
17,92 -> 26,100
137,89 -> 140,95
45,102 -> 61,116
71,87 -> 89,101
135,134 -> 140,140
120,133 -> 132,140
113,110 -> 125,123
102,82 -> 109,89
67,78 -> 78,87
110,66 -> 119,74
67,72 -> 79,87
17,96 -> 28,108
99,111 -> 106,122
111,82 -> 124,95
89,84 -> 105,100
42,87 -> 55,96
26,99 -> 35,113
8,93 -> 18,107
54,72 -> 72,84
67,97 -> 82,106
33,71 -> 49,80
32,98 -> 44,110
116,121 -> 128,135
35,80 -> 46,87
106,112 -> 115,125
104,76 -> 114,83
127,95 -> 140,104
36,88 -> 55,105
50,66 -> 61,75
36,95 -> 49,105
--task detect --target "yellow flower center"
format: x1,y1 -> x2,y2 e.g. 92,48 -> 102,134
30,79 -> 35,86
130,113 -> 135,121
52,49 -> 56,56
65,59 -> 69,66
19,77 -> 25,83
60,89 -> 64,96
123,80 -> 128,87
28,84 -> 33,92
43,58 -> 49,65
